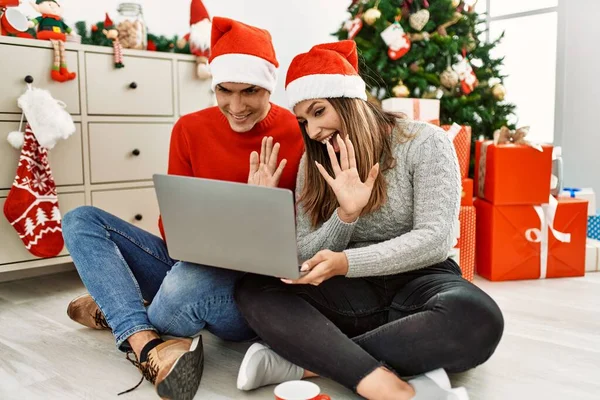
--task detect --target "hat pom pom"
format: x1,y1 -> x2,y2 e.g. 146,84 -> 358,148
7,131 -> 25,149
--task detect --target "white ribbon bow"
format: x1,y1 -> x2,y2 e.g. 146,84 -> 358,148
525,196 -> 571,279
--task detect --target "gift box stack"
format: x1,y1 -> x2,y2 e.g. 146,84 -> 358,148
382,99 -> 476,281
443,123 -> 475,282
559,187 -> 600,273
474,127 -> 588,281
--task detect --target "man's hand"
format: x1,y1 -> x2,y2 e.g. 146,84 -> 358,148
281,250 -> 349,286
248,136 -> 287,187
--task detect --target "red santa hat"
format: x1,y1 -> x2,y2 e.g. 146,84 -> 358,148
190,0 -> 210,25
209,17 -> 279,93
285,40 -> 367,109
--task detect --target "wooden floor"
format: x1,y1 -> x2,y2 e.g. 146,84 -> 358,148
0,270 -> 599,400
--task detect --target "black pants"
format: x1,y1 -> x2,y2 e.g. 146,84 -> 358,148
235,259 -> 504,391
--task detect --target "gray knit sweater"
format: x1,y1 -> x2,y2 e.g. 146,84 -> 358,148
295,120 -> 461,278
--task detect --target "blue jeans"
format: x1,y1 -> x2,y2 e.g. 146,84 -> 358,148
62,206 -> 256,350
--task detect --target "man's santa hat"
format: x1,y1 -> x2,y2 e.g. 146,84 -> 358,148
185,0 -> 211,58
209,17 -> 279,93
285,40 -> 367,109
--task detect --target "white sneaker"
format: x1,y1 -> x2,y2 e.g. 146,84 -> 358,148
237,343 -> 304,391
408,369 -> 469,400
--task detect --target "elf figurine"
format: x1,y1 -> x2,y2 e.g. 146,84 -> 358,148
28,0 -> 76,82
176,0 -> 211,80
102,13 -> 124,69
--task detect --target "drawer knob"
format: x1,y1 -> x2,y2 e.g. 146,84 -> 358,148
132,149 -> 141,156
24,75 -> 34,84
129,82 -> 138,89
134,214 -> 143,221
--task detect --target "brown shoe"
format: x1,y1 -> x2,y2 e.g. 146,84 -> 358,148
120,336 -> 204,400
67,293 -> 110,330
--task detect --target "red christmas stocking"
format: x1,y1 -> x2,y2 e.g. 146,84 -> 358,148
3,124 -> 64,258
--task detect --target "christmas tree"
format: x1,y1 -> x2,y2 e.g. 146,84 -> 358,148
335,0 -> 516,141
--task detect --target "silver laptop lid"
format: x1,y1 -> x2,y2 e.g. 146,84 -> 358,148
153,174 -> 300,279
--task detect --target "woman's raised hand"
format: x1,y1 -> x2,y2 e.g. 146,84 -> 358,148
315,135 -> 379,222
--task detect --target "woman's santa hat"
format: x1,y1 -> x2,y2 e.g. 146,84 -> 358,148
285,40 -> 367,109
209,17 -> 278,93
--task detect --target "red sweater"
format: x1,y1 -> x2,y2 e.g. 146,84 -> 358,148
158,104 -> 304,240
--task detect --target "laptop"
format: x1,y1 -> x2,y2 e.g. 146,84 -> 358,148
153,174 -> 301,279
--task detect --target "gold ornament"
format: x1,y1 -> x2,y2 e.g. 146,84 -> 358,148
409,9 -> 430,31
467,33 -> 477,52
363,8 -> 382,25
392,83 -> 410,98
452,0 -> 461,7
492,84 -> 506,101
440,67 -> 459,89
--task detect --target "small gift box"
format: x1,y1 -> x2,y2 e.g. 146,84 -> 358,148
461,178 -> 473,206
585,238 -> 600,272
475,196 -> 587,281
381,98 -> 440,125
474,126 -> 553,205
442,124 -> 472,179
559,187 -> 596,216
588,213 -> 600,240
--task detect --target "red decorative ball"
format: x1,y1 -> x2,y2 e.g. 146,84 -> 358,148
91,25 -> 98,32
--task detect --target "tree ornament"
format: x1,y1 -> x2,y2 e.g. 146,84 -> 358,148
452,52 -> 478,94
436,12 -> 462,37
363,7 -> 382,26
492,84 -> 506,101
467,33 -> 477,52
452,0 -> 461,7
392,83 -> 410,98
440,67 -> 459,89
343,17 -> 363,40
409,9 -> 430,31
381,21 -> 412,60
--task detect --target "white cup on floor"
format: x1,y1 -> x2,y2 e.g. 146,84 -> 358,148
274,381 -> 331,400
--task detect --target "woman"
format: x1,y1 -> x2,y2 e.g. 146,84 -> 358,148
234,41 -> 503,400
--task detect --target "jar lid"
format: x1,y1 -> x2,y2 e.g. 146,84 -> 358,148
117,2 -> 143,13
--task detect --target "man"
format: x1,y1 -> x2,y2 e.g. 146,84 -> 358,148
62,17 -> 304,400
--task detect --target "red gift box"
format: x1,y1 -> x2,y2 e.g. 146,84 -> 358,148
442,124 -> 472,179
453,205 -> 475,281
461,178 -> 473,206
474,140 -> 553,205
475,197 -> 587,281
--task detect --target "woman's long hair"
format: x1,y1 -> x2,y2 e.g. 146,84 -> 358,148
298,98 -> 412,227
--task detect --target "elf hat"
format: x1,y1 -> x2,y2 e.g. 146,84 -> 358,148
190,0 -> 210,26
285,40 -> 367,110
104,13 -> 114,29
209,17 -> 278,93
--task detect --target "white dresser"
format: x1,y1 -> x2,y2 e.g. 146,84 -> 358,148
0,35 -> 215,276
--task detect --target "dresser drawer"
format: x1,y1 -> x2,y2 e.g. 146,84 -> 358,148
0,122 -> 84,189
0,193 -> 85,265
88,123 -> 171,184
0,44 -> 80,115
85,53 -> 174,116
177,60 -> 216,116
92,188 -> 160,236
